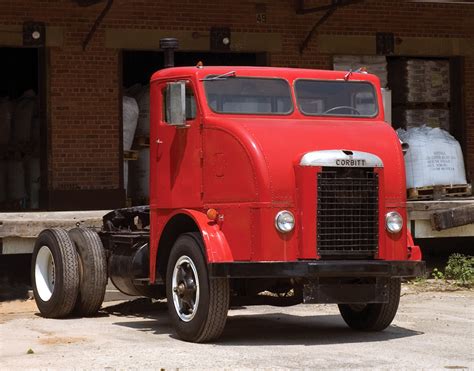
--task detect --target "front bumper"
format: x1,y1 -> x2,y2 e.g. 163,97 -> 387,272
209,260 -> 425,279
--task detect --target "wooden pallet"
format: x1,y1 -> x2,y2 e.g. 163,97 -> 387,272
407,184 -> 472,200
134,135 -> 150,148
123,150 -> 139,161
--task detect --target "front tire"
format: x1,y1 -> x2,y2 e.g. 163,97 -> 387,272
166,233 -> 229,343
32,228 -> 80,318
338,278 -> 401,331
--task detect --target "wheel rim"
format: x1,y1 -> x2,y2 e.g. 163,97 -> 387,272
35,245 -> 56,301
172,255 -> 200,322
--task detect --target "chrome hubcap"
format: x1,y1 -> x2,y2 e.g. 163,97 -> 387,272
172,256 -> 200,322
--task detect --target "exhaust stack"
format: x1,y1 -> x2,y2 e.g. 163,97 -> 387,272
160,38 -> 179,68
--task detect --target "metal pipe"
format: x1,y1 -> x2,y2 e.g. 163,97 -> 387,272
160,38 -> 179,68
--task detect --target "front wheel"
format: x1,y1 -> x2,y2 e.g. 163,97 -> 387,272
338,278 -> 401,331
166,233 -> 229,343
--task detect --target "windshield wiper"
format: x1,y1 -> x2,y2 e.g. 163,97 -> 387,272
200,71 -> 236,81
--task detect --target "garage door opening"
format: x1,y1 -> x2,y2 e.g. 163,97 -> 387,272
0,47 -> 45,211
121,50 -> 267,206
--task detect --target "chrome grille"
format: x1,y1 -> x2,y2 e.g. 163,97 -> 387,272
317,167 -> 379,258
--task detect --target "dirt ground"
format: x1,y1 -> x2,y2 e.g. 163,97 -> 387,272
1,284 -> 473,369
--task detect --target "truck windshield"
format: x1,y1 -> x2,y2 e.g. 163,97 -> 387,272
204,77 -> 293,115
295,80 -> 378,117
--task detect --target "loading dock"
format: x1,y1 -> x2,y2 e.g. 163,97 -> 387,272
0,46 -> 46,212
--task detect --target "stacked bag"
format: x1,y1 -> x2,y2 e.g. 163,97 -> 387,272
0,90 -> 40,209
123,84 -> 150,202
397,126 -> 467,189
404,60 -> 450,103
402,109 -> 450,131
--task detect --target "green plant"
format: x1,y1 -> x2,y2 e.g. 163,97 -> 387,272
444,254 -> 474,287
412,276 -> 427,285
431,267 -> 444,280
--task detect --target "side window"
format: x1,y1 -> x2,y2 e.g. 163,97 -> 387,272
353,91 -> 376,116
185,87 -> 197,120
162,83 -> 197,123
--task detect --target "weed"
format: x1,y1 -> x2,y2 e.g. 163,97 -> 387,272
432,267 -> 444,281
444,254 -> 474,287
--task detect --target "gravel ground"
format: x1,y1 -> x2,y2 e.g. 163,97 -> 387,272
0,285 -> 473,369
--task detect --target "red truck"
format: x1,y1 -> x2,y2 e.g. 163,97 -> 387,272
31,39 -> 424,343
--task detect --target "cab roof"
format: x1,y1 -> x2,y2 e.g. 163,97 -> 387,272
150,66 -> 380,85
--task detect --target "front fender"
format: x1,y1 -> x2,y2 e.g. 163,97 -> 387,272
407,230 -> 422,261
174,209 -> 234,263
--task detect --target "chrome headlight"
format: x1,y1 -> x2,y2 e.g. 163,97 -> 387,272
385,211 -> 403,233
275,210 -> 295,233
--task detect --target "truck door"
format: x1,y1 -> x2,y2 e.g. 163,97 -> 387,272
150,80 -> 202,209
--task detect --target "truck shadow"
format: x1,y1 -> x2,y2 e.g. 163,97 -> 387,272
104,299 -> 423,346
217,312 -> 422,346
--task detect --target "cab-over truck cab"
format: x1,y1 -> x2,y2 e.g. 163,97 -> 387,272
31,63 -> 424,343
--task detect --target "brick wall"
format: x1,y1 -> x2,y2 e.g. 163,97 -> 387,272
0,0 -> 473,205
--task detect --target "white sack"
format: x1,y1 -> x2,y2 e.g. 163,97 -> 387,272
27,157 -> 40,209
0,160 -> 7,203
7,159 -> 26,201
0,97 -> 12,145
123,96 -> 139,151
125,83 -> 144,99
123,160 -> 129,196
30,117 -> 41,148
12,90 -> 36,143
131,148 -> 149,201
397,126 -> 467,189
135,85 -> 150,136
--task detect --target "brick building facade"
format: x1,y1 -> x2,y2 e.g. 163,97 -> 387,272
0,0 -> 473,210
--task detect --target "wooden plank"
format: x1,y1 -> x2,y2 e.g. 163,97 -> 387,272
1,237 -> 35,255
124,150 -> 139,161
430,204 -> 474,231
407,184 -> 472,200
407,198 -> 474,212
134,136 -> 150,148
411,219 -> 474,238
0,211 -> 109,238
407,198 -> 474,220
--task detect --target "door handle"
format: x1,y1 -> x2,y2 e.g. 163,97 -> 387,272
156,139 -> 163,144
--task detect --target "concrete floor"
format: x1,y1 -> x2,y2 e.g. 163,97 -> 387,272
0,285 -> 473,369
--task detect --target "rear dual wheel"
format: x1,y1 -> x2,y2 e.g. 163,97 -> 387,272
69,228 -> 107,316
32,228 -> 107,318
32,229 -> 80,318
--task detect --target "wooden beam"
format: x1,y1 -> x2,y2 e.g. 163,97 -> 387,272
407,198 -> 474,220
0,210 -> 108,238
430,204 -> 474,231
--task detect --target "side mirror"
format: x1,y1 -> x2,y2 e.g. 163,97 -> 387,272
166,81 -> 187,127
401,141 -> 409,156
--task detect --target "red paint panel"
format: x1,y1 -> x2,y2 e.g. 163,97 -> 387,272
202,127 -> 259,203
295,165 -> 319,259
250,206 -> 298,261
150,80 -> 202,209
216,206 -> 253,261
